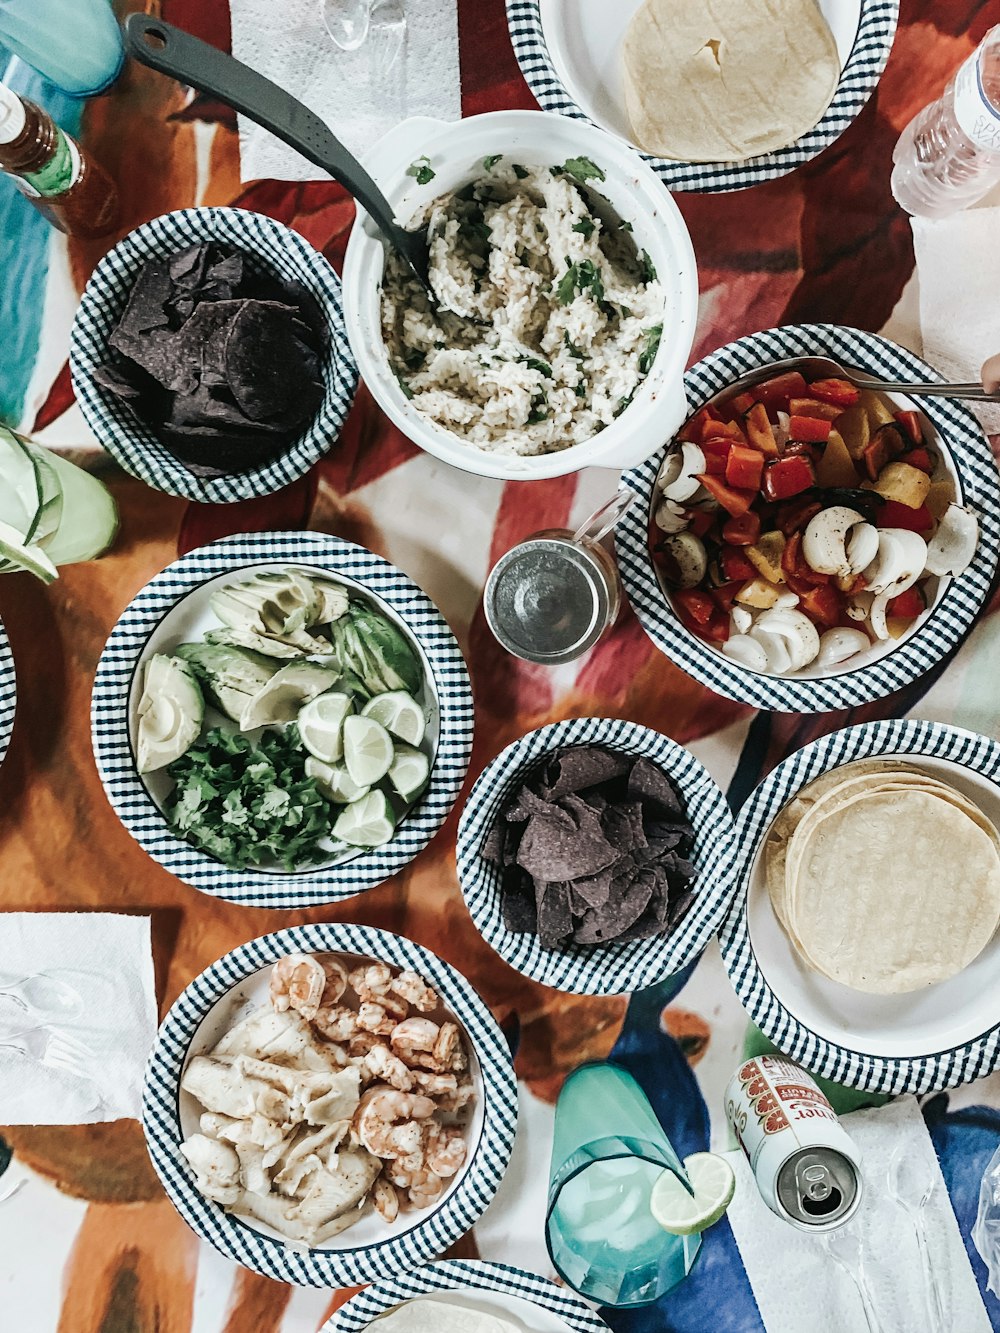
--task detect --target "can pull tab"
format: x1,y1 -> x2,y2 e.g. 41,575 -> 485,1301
572,489 -> 636,547
797,1161 -> 842,1216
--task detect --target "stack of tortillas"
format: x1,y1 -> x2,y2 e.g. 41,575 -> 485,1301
764,760 -> 1000,994
621,0 -> 841,162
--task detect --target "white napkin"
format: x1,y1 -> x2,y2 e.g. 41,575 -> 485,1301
0,913 -> 158,1125
726,1096 -> 991,1333
228,0 -> 461,181
911,208 -> 1000,435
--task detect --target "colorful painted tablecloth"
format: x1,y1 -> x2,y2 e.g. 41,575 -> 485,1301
1,2 -> 1000,1329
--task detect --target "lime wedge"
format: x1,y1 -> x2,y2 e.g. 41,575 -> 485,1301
649,1152 -> 735,1236
332,789 -> 397,847
387,743 -> 430,802
342,714 -> 395,786
304,756 -> 370,805
0,519 -> 58,584
360,690 -> 426,746
298,691 -> 354,763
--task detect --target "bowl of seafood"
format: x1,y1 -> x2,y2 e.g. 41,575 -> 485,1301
615,324 -> 1000,712
143,923 -> 518,1286
92,530 -> 474,906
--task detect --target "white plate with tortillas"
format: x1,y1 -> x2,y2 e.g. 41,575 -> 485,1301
507,0 -> 900,191
327,1259 -> 610,1332
719,719 -> 1000,1096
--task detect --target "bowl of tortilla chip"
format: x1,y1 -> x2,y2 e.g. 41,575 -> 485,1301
456,716 -> 738,994
70,206 -> 359,504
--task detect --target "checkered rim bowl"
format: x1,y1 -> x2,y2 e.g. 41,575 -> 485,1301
456,717 -> 739,994
616,323 -> 1000,713
720,718 -> 1000,1094
0,616 -> 14,768
506,0 -> 899,192
327,1258 -> 610,1330
68,206 -> 359,503
91,531 -> 474,906
142,924 -> 519,1287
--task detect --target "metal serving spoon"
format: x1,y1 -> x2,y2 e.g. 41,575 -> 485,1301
723,354 -> 1000,403
123,13 -> 434,295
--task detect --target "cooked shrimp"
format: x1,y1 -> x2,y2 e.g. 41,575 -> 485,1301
410,1070 -> 458,1098
318,957 -> 349,1006
269,954 -> 327,1020
433,1080 -> 476,1114
372,1175 -> 399,1223
312,1004 -> 359,1043
358,1000 -> 405,1035
425,1124 -> 467,1178
353,1086 -> 435,1159
362,1043 -> 414,1092
388,1163 -> 446,1208
349,963 -> 393,1001
389,970 -> 439,1012
348,1030 -> 382,1059
432,1022 -> 467,1074
390,1017 -> 440,1063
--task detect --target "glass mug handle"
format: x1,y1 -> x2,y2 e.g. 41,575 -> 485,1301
572,488 -> 637,547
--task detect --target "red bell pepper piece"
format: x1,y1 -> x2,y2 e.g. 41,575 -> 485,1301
754,372 -> 809,412
710,580 -> 744,614
723,391 -> 757,418
886,585 -> 927,620
876,500 -> 934,532
720,545 -> 757,582
726,442 -> 765,491
687,508 -> 716,539
789,414 -> 833,443
744,402 -> 779,457
698,611 -> 732,644
774,497 -> 822,535
894,409 -> 924,446
797,584 -> 842,628
762,454 -> 816,502
672,588 -> 715,626
782,530 -> 832,589
861,423 -> 907,482
903,446 -> 935,474
697,473 -> 755,517
702,417 -> 749,446
677,404 -> 722,444
721,509 -> 762,546
700,437 -> 732,475
806,377 -> 861,408
789,397 -> 843,422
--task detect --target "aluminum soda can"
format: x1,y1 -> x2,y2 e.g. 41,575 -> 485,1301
724,1055 -> 863,1231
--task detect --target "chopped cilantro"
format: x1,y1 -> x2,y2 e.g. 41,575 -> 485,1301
619,220 -> 634,232
639,249 -> 657,282
394,370 -> 414,400
616,390 -> 637,417
459,216 -> 492,244
513,164 -> 530,179
620,305 -> 633,320
557,259 -> 605,305
563,333 -> 585,360
556,264 -> 580,305
527,407 -> 549,424
406,155 -> 436,185
559,156 -> 606,184
638,323 -> 663,375
402,347 -> 426,371
483,153 -> 503,170
519,355 -> 553,377
572,217 -> 596,239
575,382 -> 586,398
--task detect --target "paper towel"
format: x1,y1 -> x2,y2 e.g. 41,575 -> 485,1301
228,0 -> 461,181
0,913 -> 158,1124
912,208 -> 1000,435
726,1095 -> 991,1333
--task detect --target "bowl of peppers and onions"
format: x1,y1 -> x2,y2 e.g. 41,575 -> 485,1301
649,370 -> 978,677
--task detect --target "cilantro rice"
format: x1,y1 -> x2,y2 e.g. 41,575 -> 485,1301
380,159 -> 666,458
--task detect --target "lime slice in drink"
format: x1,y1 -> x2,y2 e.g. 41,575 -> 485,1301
649,1152 -> 736,1236
304,756 -> 370,805
332,789 -> 397,847
0,519 -> 58,584
342,714 -> 395,786
387,743 -> 430,802
298,691 -> 354,763
360,690 -> 426,746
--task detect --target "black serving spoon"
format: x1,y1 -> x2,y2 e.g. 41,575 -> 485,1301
123,12 -> 435,295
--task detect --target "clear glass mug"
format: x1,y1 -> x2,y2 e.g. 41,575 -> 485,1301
483,490 -> 635,665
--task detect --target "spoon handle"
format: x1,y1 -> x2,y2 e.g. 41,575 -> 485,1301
123,15 -> 426,282
914,1213 -> 948,1332
850,374 -> 1000,401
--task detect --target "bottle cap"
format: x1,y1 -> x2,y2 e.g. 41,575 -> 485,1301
0,82 -> 27,145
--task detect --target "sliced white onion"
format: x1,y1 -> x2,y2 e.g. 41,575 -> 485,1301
817,626 -> 870,666
730,605 -> 753,635
723,634 -> 769,672
659,532 -> 708,588
924,504 -> 978,577
862,529 -> 928,595
802,506 -> 865,577
654,498 -> 688,534
752,608 -> 821,671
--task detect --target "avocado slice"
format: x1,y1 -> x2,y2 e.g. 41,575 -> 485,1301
238,661 -> 341,731
136,655 -> 205,773
174,641 -> 277,723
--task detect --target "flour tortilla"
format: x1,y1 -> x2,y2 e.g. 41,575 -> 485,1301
374,1300 -> 527,1333
622,0 -> 841,162
787,789 -> 1000,994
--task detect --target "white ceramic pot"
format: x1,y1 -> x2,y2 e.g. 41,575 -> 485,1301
342,109 -> 699,481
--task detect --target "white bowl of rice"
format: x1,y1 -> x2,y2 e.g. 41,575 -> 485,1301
342,110 -> 698,480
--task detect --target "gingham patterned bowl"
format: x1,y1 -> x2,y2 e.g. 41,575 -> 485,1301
92,531 -> 474,906
143,924 -> 518,1287
507,0 -> 899,193
69,206 -> 359,503
616,324 -> 1000,713
327,1258 -> 610,1331
720,718 -> 1000,1095
456,717 -> 738,995
0,615 -> 14,768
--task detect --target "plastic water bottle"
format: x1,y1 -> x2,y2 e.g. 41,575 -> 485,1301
891,25 -> 1000,219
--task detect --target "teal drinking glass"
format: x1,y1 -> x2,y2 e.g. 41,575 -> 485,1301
0,0 -> 124,96
546,1063 -> 702,1307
